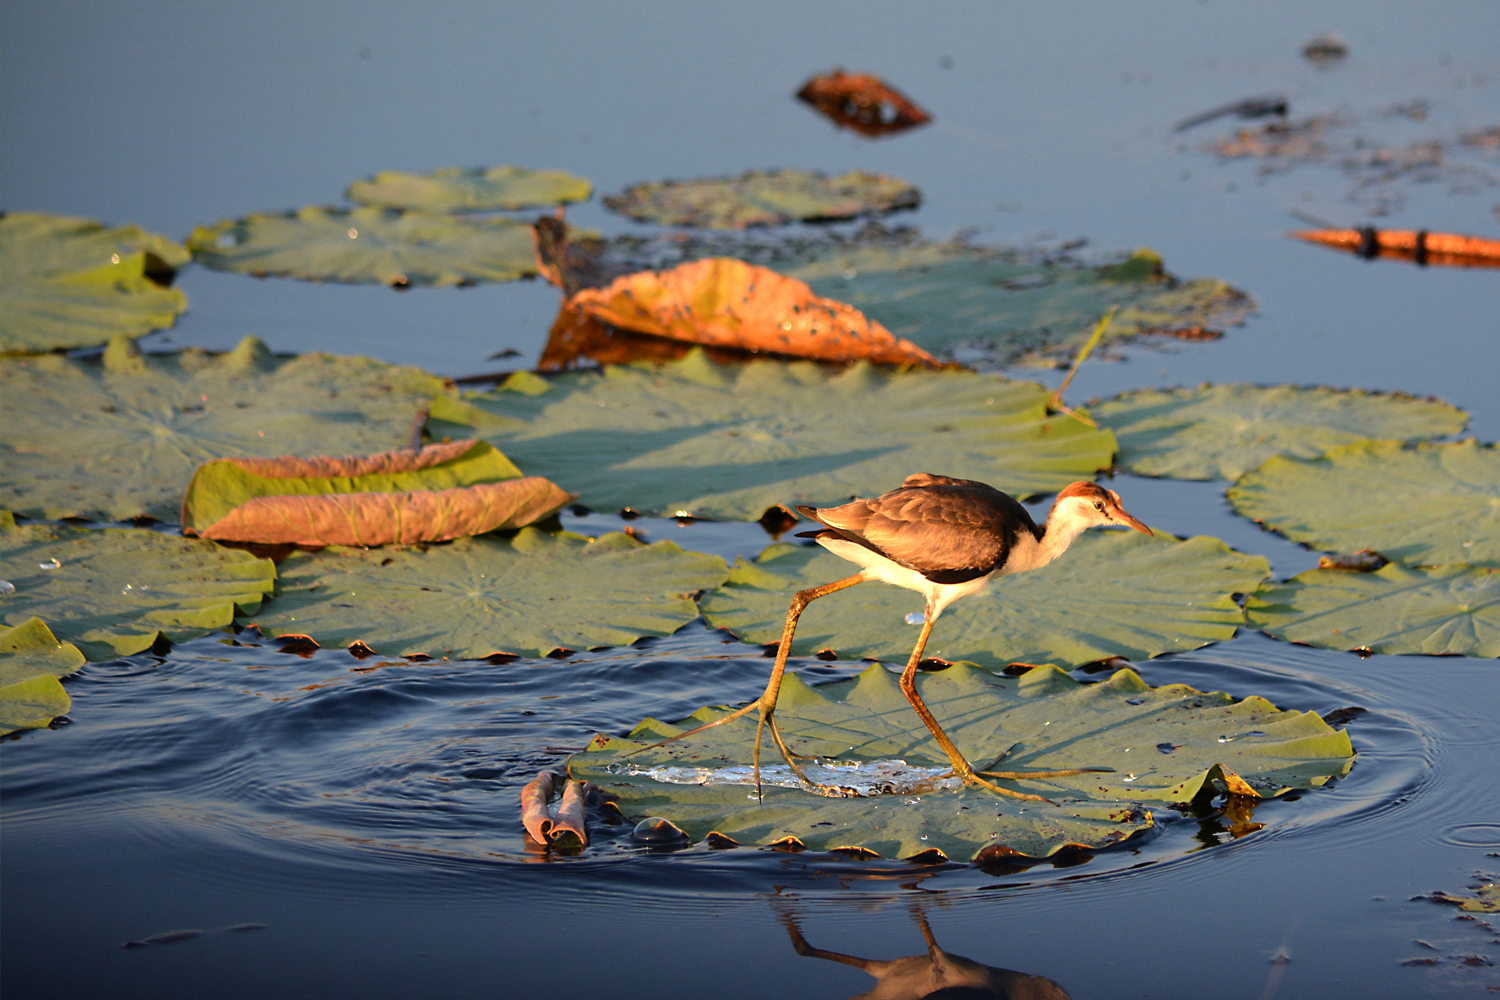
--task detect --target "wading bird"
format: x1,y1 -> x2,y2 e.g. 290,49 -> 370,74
639,475 -> 1152,801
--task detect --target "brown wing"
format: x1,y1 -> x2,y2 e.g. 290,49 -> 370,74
798,476 -> 1038,583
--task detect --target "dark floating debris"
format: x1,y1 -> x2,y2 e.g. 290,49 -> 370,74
1302,33 -> 1349,65
1291,227 -> 1500,268
1318,549 -> 1390,572
795,68 -> 931,138
1173,94 -> 1289,133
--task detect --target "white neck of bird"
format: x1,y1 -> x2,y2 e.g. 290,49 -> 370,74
1035,500 -> 1094,567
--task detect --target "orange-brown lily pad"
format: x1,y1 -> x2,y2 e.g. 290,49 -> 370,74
538,257 -> 942,370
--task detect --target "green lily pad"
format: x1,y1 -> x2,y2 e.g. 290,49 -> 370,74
602,169 -> 920,229
0,617 -> 86,735
346,165 -> 592,213
1247,563 -> 1500,657
429,351 -> 1117,520
248,528 -> 728,659
1094,384 -> 1467,481
185,206 -> 537,287
1228,440 -> 1500,567
0,519 -> 276,662
780,243 -> 1254,368
1,212 -> 191,354
570,662 -> 1353,861
701,531 -> 1268,670
1,335 -> 451,522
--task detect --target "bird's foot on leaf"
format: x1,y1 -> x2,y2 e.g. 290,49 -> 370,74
939,761 -> 1055,803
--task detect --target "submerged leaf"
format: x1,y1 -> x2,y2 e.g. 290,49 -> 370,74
247,528 -> 728,659
542,258 -> 941,369
702,531 -> 1268,669
1229,440 -> 1500,567
1094,384 -> 1466,481
603,169 -> 919,229
1248,563 -> 1500,657
570,662 -> 1352,860
0,520 -> 275,662
182,440 -> 572,545
795,69 -> 932,138
0,212 -> 190,354
1,335 -> 451,522
186,206 -> 536,287
0,617 -> 85,735
431,351 -> 1117,520
346,166 -> 591,213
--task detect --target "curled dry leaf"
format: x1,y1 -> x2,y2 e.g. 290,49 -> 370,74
520,770 -> 589,847
796,69 -> 931,138
521,770 -> 557,841
183,440 -> 573,546
539,257 -> 943,370
1291,228 -> 1500,268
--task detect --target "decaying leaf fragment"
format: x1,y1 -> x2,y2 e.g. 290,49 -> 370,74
538,257 -> 943,370
796,69 -> 931,137
1291,227 -> 1500,268
182,440 -> 573,546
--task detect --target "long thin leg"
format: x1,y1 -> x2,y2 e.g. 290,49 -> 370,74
896,600 -> 1052,803
752,573 -> 867,800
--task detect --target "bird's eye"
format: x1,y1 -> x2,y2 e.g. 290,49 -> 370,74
1093,501 -> 1105,512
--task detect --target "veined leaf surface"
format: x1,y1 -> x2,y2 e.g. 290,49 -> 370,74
571,662 -> 1352,861
1094,384 -> 1466,481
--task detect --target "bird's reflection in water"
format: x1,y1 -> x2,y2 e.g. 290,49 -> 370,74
779,904 -> 1071,1000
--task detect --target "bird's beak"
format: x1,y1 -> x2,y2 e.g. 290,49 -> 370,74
1107,491 -> 1153,535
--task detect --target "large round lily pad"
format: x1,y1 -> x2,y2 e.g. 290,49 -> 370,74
346,165 -> 592,213
1228,440 -> 1500,567
602,169 -> 920,229
570,662 -> 1353,861
0,617 -> 86,735
701,531 -> 1269,670
428,351 -> 1117,520
781,243 -> 1254,368
185,206 -> 537,287
0,335 -> 451,522
1248,563 -> 1500,657
0,212 -> 191,353
248,528 -> 729,659
1094,384 -> 1467,481
0,518 -> 276,662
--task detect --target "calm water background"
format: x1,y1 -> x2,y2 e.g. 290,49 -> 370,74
4,2 -> 1499,997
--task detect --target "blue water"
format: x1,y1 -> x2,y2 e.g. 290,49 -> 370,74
5,2 -> 1500,997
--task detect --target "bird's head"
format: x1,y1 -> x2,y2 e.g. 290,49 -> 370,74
1051,482 -> 1152,535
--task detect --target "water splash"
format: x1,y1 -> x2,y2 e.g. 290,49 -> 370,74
615,758 -> 961,796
